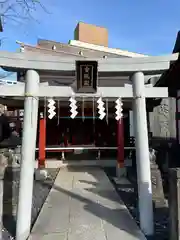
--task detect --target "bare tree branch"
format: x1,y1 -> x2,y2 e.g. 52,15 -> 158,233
0,1 -> 50,79
0,0 -> 49,26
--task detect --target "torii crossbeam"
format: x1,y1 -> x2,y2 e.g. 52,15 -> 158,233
0,51 -> 178,240
0,84 -> 168,98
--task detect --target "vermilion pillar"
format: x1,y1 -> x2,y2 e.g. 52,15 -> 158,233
38,113 -> 46,168
117,118 -> 124,168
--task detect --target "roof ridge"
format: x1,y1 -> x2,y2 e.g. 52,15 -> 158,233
69,40 -> 149,57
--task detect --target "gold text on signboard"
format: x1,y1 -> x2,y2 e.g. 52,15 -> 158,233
76,61 -> 98,93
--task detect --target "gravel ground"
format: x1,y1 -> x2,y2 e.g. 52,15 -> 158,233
2,167 -> 59,240
104,167 -> 169,240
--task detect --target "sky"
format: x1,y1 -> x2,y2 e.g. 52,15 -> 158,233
1,0 -> 180,56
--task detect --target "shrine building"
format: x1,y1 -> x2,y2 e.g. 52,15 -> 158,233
1,22 -> 177,160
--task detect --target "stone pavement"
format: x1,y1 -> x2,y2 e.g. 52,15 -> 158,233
29,167 -> 146,240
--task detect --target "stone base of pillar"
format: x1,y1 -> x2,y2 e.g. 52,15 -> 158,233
151,162 -> 166,207
34,168 -> 48,181
116,165 -> 127,178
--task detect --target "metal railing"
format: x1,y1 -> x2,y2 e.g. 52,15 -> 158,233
35,146 -> 136,151
35,145 -> 136,161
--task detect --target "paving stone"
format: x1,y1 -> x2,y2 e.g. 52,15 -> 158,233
29,167 -> 146,240
29,232 -> 67,240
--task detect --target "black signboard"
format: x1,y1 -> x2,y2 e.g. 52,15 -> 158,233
76,61 -> 98,93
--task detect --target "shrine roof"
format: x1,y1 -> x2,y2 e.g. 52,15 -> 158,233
17,38 -> 148,59
153,31 -> 180,96
14,39 -> 165,86
0,36 -> 178,86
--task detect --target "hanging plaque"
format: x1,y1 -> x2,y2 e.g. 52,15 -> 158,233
76,60 -> 98,93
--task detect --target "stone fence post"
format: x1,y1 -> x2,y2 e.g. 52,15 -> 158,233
169,168 -> 180,240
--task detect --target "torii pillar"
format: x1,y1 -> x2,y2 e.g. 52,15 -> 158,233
131,72 -> 154,236
16,70 -> 39,240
